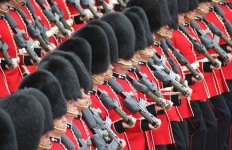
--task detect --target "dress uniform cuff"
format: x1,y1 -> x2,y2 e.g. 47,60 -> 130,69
141,119 -> 150,132
34,48 -> 42,57
113,120 -> 127,133
0,60 -> 7,70
220,44 -> 229,53
185,74 -> 195,85
171,95 -> 181,106
146,104 -> 157,116
24,56 -> 34,66
157,110 -> 165,115
74,15 -> 84,24
202,62 -> 212,72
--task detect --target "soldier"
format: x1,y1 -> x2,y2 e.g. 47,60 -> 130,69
73,24 -> 128,149
0,89 -> 45,150
0,0 -> 23,93
101,12 -> 161,150
18,70 -> 68,150
0,108 -> 18,150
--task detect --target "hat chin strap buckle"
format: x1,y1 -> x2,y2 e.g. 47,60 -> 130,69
117,58 -> 132,66
54,123 -> 67,131
38,142 -> 52,149
67,108 -> 79,115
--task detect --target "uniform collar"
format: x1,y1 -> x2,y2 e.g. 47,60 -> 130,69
66,123 -> 72,129
90,89 -> 97,95
195,16 -> 203,21
209,7 -> 214,11
183,22 -> 190,27
75,114 -> 82,120
113,72 -> 126,80
8,6 -> 17,11
138,61 -> 147,66
219,1 -> 228,5
50,137 -> 61,143
128,67 -> 136,72
0,14 -> 4,19
154,41 -> 160,46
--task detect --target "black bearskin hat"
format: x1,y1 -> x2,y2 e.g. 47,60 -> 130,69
189,0 -> 199,11
126,0 -> 162,32
126,6 -> 154,47
19,70 -> 67,119
55,37 -> 92,74
0,89 -> 45,150
73,25 -> 110,74
167,0 -> 179,29
199,0 -> 211,2
159,0 -> 173,27
101,12 -> 135,60
38,55 -> 82,100
23,88 -> 53,134
0,0 -> 10,3
0,109 -> 18,150
87,19 -> 119,63
43,51 -> 93,93
177,0 -> 189,13
124,8 -> 147,51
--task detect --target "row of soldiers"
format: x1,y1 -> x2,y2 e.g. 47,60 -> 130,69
0,0 -> 232,150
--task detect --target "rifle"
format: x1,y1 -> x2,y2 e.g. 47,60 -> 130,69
36,0 -> 68,37
72,124 -> 92,150
88,106 -> 123,149
190,20 -> 230,63
126,73 -> 168,108
82,108 -> 121,150
134,66 -> 172,109
179,25 -> 220,68
80,0 -> 100,18
61,134 -> 75,150
46,0 -> 71,30
66,0 -> 88,20
166,39 -> 203,81
97,89 -> 134,126
4,13 -> 39,64
148,58 -> 191,97
0,37 -> 14,69
203,16 -> 232,47
214,4 -> 232,36
17,8 -> 50,52
108,78 -> 160,128
96,0 -> 112,13
26,0 -> 51,45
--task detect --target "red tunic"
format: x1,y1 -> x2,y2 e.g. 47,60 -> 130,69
73,117 -> 93,150
194,18 -> 229,94
50,137 -> 67,150
206,7 -> 232,80
98,82 -> 132,150
65,123 -> 79,150
112,73 -> 152,150
172,29 -> 210,101
0,66 -> 10,98
0,16 -> 23,93
137,62 -> 174,145
29,0 -> 58,45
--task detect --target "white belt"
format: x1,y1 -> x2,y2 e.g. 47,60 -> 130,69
181,61 -> 199,72
160,87 -> 173,92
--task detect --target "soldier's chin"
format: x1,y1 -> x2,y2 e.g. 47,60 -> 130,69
104,72 -> 113,79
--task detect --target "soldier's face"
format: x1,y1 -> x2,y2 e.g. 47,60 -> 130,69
53,115 -> 67,134
131,52 -> 140,67
197,2 -> 210,15
0,2 -> 9,13
66,99 -> 79,117
185,10 -> 196,22
38,132 -> 52,150
76,89 -> 91,111
92,73 -> 105,86
139,47 -> 154,61
104,64 -> 114,80
157,25 -> 169,38
178,13 -> 185,25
